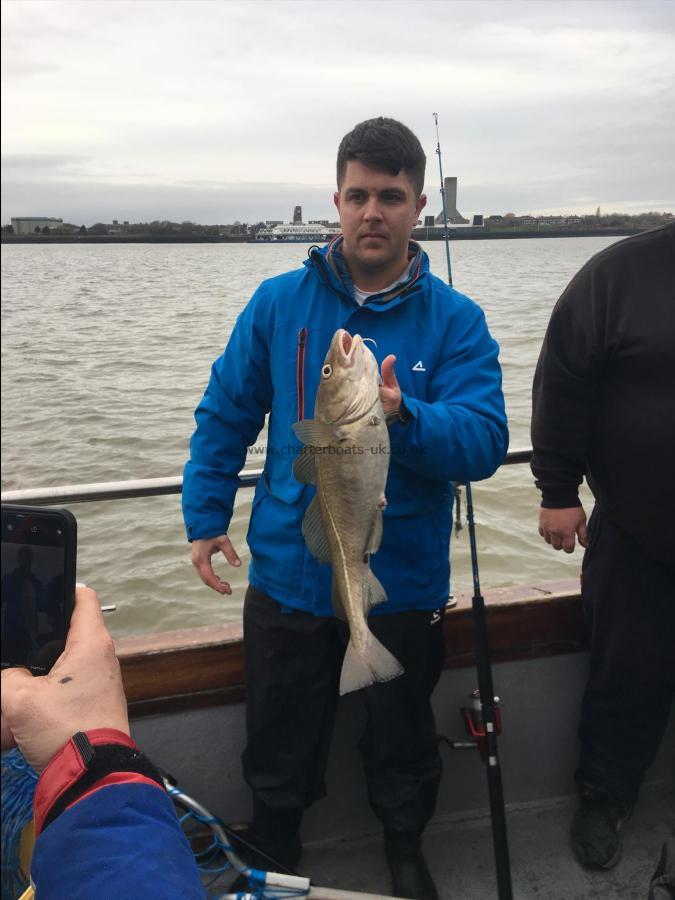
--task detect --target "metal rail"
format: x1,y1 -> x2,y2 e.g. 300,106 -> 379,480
0,449 -> 533,507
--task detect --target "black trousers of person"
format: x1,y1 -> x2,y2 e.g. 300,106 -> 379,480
578,505 -> 675,805
241,584 -> 446,843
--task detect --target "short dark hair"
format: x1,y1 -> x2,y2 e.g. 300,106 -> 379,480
336,117 -> 426,197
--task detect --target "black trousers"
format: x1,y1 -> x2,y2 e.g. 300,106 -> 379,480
241,585 -> 445,837
578,505 -> 675,804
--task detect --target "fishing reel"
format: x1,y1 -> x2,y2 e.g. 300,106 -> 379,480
442,689 -> 503,761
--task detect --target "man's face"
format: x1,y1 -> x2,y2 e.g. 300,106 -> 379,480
334,160 -> 426,283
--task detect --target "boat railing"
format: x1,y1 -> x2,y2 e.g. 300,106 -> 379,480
0,448 -> 533,506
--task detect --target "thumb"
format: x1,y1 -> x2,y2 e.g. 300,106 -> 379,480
381,355 -> 398,389
578,521 -> 589,549
1,665 -> 36,692
1,712 -> 17,753
1,666 -> 36,732
218,535 -> 241,567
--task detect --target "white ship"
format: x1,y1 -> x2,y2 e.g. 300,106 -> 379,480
255,222 -> 341,243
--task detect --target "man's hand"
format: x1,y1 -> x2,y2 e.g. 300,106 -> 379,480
191,535 -> 241,594
380,355 -> 402,416
538,506 -> 589,553
0,587 -> 129,773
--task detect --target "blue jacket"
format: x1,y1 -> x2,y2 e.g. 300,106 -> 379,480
183,241 -> 508,616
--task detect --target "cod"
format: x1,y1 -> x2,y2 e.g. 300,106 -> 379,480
293,328 -> 404,695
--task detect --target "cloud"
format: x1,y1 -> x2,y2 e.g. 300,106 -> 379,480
1,0 -> 673,222
2,153 -> 89,174
4,168 -> 672,227
0,176 -> 338,225
1,60 -> 62,80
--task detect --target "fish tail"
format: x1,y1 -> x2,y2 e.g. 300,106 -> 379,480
339,632 -> 404,696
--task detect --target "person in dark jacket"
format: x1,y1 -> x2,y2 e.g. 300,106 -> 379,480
183,117 -> 509,898
531,222 -> 675,871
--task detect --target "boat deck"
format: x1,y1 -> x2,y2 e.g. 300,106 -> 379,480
304,783 -> 673,899
115,580 -> 673,900
212,782 -> 673,899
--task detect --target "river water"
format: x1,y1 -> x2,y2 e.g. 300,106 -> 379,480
1,237 -> 618,637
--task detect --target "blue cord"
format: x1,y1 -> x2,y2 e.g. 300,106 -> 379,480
168,784 -> 311,899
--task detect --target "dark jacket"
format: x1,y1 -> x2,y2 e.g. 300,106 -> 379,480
531,222 -> 675,567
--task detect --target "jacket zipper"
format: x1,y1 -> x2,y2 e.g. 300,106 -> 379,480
296,327 -> 307,422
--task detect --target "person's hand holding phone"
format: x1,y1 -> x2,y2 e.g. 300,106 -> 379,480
1,586 -> 129,772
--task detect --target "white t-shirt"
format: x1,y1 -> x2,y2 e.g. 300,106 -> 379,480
353,259 -> 415,306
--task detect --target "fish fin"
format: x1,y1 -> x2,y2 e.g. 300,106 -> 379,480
365,508 -> 383,555
302,496 -> 332,564
339,633 -> 404,695
292,446 -> 316,484
293,419 -> 333,448
367,572 -> 387,609
331,577 -> 348,622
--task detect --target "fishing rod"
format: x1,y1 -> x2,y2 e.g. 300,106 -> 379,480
433,112 -> 453,288
433,112 -> 513,900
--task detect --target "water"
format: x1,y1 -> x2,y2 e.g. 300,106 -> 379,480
1,237 -> 619,637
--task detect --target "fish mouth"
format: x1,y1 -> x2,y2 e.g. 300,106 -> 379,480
337,330 -> 362,363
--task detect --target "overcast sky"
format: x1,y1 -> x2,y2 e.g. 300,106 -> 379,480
2,0 -> 674,225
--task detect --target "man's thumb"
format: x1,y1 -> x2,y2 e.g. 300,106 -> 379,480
1,712 -> 17,753
381,354 -> 398,388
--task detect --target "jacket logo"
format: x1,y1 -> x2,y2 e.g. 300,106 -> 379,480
412,360 -> 426,372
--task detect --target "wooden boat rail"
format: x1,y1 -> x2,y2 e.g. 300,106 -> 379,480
117,580 -> 584,718
2,448 -> 586,719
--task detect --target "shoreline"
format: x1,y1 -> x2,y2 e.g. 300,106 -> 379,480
1,228 -> 646,245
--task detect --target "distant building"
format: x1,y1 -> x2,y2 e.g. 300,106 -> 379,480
293,206 -> 303,225
434,178 -> 469,225
485,214 -> 588,230
11,217 -> 63,235
472,215 -> 484,227
424,215 -> 436,227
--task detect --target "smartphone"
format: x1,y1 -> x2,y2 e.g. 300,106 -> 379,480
1,504 -> 77,675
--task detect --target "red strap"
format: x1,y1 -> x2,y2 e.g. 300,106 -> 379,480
34,729 -> 138,836
65,771 -> 165,814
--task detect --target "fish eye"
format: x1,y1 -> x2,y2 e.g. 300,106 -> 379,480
322,364 -> 332,379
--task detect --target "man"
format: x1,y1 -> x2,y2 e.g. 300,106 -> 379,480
1,587 -> 205,898
183,117 -> 508,898
531,222 -> 675,871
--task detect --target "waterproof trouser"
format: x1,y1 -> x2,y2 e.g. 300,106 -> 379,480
241,584 -> 446,842
577,505 -> 675,805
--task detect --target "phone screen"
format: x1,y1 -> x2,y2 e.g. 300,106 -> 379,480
1,507 -> 76,674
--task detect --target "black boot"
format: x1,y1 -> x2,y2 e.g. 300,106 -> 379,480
570,783 -> 632,870
384,830 -> 439,900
